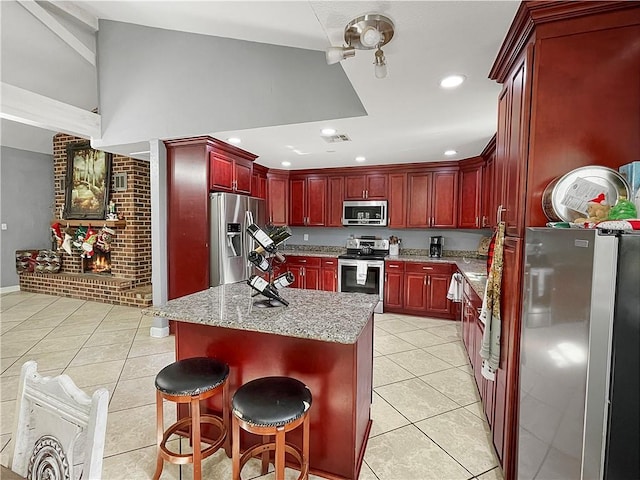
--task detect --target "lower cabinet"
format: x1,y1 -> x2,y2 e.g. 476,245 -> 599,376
383,260 -> 455,319
320,258 -> 338,292
460,274 -> 498,437
383,261 -> 404,311
285,255 -> 321,290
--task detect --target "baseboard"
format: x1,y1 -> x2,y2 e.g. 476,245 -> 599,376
0,285 -> 20,294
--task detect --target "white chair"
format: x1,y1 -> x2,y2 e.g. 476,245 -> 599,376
7,361 -> 109,480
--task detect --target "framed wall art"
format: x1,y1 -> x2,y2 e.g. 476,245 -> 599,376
64,142 -> 112,220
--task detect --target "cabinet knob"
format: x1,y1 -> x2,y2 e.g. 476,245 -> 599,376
423,266 -> 433,270
424,275 -> 427,286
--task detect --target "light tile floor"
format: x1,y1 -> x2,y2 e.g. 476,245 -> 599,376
0,291 -> 503,480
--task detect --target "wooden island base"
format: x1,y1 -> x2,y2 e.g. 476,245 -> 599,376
174,316 -> 374,480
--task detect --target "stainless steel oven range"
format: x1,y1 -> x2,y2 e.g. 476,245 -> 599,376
337,237 -> 389,313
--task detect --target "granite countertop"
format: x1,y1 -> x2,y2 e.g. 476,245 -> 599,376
278,247 -> 489,298
386,254 -> 488,299
144,282 -> 378,344
279,249 -> 342,258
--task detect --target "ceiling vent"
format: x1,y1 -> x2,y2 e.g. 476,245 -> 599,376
321,134 -> 352,143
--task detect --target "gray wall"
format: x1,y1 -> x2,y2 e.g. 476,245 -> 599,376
0,146 -> 54,288
94,20 -> 366,155
288,227 -> 492,252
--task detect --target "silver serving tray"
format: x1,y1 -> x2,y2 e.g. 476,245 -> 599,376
542,166 -> 631,222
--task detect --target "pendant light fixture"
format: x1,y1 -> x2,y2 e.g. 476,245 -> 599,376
325,14 -> 395,79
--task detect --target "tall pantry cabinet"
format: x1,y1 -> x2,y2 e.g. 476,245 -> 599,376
165,136 -> 258,300
487,2 -> 640,478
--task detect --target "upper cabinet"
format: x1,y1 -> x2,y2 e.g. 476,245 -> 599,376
388,173 -> 407,228
344,173 -> 387,200
252,164 -> 268,199
481,136 -> 496,229
289,175 -> 327,226
458,157 -> 485,229
266,171 -> 289,226
208,142 -> 258,195
407,169 -> 458,228
327,176 -> 345,227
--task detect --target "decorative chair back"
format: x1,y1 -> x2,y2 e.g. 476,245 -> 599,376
8,361 -> 109,480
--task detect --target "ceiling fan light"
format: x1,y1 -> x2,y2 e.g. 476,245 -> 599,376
326,46 -> 355,65
374,48 -> 387,79
360,25 -> 382,48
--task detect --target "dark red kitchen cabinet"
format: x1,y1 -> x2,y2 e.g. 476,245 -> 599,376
266,172 -> 288,226
481,138 -> 496,229
427,274 -> 452,315
402,262 -> 455,318
165,137 -> 211,300
388,173 -> 406,228
252,164 -> 268,199
383,261 -> 404,311
327,176 -> 344,227
458,158 -> 484,229
209,144 -> 256,195
403,271 -> 427,312
431,170 -> 458,228
344,173 -> 387,200
321,258 -> 338,292
286,255 -> 321,290
289,178 -> 306,226
407,170 -> 458,228
289,175 -> 327,226
406,173 -> 432,228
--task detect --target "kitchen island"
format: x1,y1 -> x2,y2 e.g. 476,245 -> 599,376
145,282 -> 378,480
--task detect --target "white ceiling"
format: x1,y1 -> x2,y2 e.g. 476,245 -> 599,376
8,1 -> 520,169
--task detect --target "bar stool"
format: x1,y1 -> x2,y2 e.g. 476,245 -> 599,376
231,376 -> 312,480
153,357 -> 230,480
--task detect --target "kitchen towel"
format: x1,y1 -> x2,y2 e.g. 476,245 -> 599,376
446,272 -> 463,302
479,222 -> 505,382
356,261 -> 368,285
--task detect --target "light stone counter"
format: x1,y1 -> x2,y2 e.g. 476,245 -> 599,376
385,255 -> 488,299
144,282 -> 378,344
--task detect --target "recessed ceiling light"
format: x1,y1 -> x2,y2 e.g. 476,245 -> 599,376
355,156 -> 366,162
227,137 -> 241,144
281,161 -> 291,167
439,75 -> 466,89
444,150 -> 458,156
321,128 -> 336,136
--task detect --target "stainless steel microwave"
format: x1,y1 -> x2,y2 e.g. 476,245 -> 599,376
342,200 -> 388,226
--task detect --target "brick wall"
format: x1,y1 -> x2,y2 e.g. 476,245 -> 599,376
20,134 -> 152,307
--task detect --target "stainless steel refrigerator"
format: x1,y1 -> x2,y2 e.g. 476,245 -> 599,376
209,192 -> 266,287
519,227 -> 639,480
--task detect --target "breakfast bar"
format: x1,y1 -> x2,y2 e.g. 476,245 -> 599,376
145,283 -> 378,480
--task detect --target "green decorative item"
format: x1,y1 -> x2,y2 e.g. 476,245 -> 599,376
608,199 -> 637,220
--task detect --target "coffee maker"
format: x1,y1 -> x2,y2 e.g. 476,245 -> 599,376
429,236 -> 443,258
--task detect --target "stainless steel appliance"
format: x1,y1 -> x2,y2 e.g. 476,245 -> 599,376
429,235 -> 443,258
338,237 -> 389,313
342,200 -> 388,226
519,227 -> 639,480
209,192 -> 266,287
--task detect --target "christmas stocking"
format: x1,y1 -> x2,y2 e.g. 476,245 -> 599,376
62,232 -> 73,255
82,226 -> 98,257
73,226 -> 88,249
96,227 -> 115,252
51,222 -> 63,249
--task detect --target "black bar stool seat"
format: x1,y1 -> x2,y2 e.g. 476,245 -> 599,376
153,357 -> 230,480
232,376 -> 312,480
